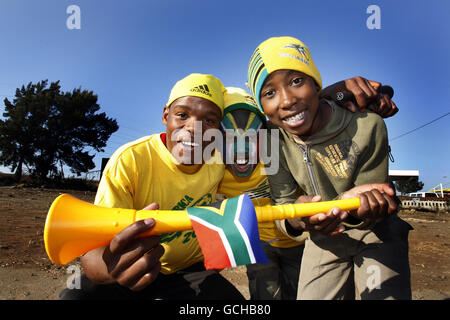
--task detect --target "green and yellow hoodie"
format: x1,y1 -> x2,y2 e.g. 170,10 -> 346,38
268,99 -> 390,239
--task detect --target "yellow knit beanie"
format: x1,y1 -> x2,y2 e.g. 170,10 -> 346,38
247,36 -> 322,110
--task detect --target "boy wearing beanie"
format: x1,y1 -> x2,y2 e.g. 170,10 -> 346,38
217,87 -> 306,300
60,73 -> 245,300
248,36 -> 412,299
217,83 -> 398,300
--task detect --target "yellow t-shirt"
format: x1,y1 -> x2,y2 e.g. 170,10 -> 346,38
217,162 -> 303,248
95,133 -> 225,274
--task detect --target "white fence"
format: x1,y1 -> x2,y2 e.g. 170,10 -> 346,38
400,198 -> 448,212
84,170 -> 101,181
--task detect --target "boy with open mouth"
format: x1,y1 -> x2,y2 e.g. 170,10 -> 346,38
218,87 -> 306,300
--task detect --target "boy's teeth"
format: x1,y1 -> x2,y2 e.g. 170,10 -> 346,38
236,159 -> 248,165
182,141 -> 199,147
284,111 -> 305,124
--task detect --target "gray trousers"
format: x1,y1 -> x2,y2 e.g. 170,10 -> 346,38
298,215 -> 413,300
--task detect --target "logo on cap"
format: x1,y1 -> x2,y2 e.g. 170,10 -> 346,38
190,84 -> 212,97
282,44 -> 310,61
279,43 -> 310,66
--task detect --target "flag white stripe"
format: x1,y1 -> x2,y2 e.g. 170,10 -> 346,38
188,215 -> 237,267
234,195 -> 257,264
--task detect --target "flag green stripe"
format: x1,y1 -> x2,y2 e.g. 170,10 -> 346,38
187,198 -> 251,265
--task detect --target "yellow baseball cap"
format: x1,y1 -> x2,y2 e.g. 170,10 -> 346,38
247,36 -> 322,110
166,73 -> 226,115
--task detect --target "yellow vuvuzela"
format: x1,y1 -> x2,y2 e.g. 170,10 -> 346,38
44,194 -> 360,265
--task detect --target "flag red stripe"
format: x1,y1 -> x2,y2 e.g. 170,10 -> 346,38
190,220 -> 232,269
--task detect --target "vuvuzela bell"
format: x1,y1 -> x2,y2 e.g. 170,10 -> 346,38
44,194 -> 360,265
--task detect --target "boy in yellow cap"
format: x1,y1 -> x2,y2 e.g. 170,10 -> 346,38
217,82 -> 398,300
59,73 -> 245,299
248,36 -> 412,299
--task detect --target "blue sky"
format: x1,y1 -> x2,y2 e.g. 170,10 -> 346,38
0,0 -> 449,192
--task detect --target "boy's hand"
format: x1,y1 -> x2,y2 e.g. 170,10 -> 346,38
341,183 -> 398,223
320,76 -> 398,118
101,203 -> 165,291
286,195 -> 348,236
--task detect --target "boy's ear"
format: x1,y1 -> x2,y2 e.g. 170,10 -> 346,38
162,106 -> 169,125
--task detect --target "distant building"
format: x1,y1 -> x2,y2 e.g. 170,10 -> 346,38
388,170 -> 419,181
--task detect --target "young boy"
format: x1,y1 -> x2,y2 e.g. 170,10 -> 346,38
217,84 -> 398,300
217,87 -> 306,300
247,36 -> 412,299
59,73 -> 245,300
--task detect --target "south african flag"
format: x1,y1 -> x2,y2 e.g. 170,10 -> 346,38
187,194 -> 268,270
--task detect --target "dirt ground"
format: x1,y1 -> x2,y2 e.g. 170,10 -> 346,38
0,187 -> 448,300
